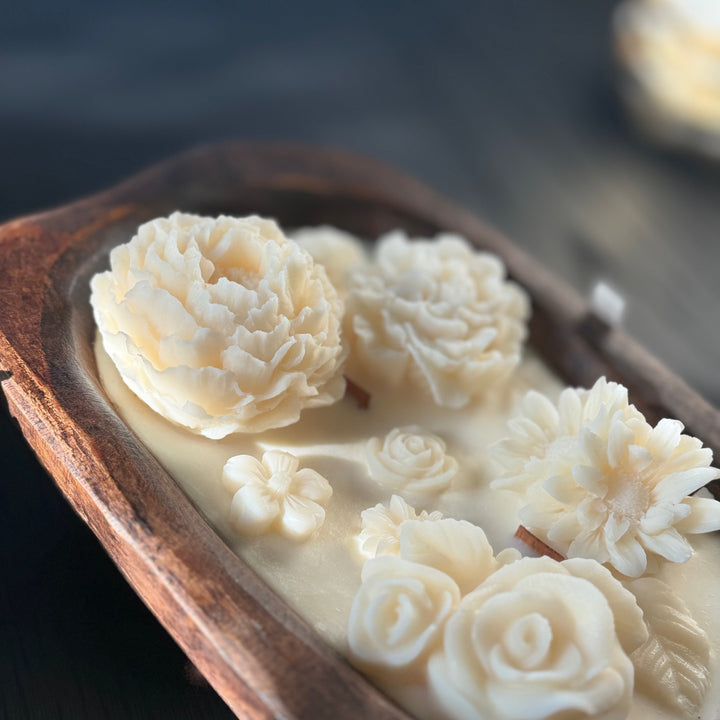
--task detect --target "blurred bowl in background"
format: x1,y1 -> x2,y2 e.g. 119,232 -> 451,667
614,0 -> 720,158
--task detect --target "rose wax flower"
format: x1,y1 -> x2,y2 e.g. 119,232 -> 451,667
365,425 -> 458,495
429,557 -> 646,720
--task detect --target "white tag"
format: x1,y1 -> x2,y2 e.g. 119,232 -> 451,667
590,281 -> 626,327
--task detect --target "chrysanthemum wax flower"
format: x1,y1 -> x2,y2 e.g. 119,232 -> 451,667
91,212 -> 347,438
492,377 -> 643,492
493,377 -> 720,577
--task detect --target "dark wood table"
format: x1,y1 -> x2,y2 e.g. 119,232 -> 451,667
2,1 -> 719,718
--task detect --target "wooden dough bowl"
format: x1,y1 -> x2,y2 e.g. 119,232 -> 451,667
1,143 -> 718,719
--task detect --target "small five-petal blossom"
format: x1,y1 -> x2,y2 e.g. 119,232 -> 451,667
222,450 -> 332,541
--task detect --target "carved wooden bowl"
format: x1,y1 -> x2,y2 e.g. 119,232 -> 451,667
1,143 -> 718,718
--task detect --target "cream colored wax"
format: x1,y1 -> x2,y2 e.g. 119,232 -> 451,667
96,339 -> 720,720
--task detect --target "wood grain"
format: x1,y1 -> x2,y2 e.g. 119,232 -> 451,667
0,142 -> 718,719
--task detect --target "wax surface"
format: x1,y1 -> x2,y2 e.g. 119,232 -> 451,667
96,339 -> 720,720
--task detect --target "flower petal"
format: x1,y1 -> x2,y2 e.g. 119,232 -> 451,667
522,391 -> 560,431
576,497 -> 606,531
571,465 -> 606,496
280,494 -> 325,540
389,494 -> 415,521
607,535 -> 647,578
230,484 -> 279,534
604,513 -> 631,545
568,529 -> 610,565
545,473 -> 580,503
519,486 -> 564,530
638,528 -> 693,564
293,468 -> 333,504
547,512 -> 582,544
222,454 -> 268,493
557,386 -> 583,434
399,518 -> 496,594
562,558 -> 648,653
645,418 -> 683,461
652,467 -> 720,504
661,443 -> 712,477
676,496 -> 720,534
608,419 -> 634,469
627,445 -> 653,474
263,450 -> 299,475
640,503 -> 678,535
580,428 -> 608,469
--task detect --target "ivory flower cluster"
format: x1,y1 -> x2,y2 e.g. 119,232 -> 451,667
348,512 -> 646,720
91,212 -> 346,438
345,231 -> 529,407
492,377 -> 720,577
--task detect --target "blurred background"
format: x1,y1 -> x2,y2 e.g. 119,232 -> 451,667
2,1 -> 719,718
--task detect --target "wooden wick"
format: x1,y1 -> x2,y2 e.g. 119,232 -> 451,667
344,376 -> 371,410
515,525 -> 564,562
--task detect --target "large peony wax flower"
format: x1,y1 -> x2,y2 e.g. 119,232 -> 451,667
428,557 -> 646,720
493,377 -> 720,577
222,450 -> 332,540
345,231 -> 529,407
91,212 -> 347,438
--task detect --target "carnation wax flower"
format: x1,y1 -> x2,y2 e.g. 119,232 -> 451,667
222,450 -> 332,540
346,231 -> 529,407
428,557 -> 646,720
493,377 -> 720,577
91,212 -> 347,438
